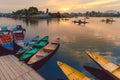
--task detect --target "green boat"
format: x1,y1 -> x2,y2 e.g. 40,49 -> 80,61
19,36 -> 49,61
16,35 -> 40,55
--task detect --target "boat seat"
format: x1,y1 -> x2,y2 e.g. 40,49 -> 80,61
36,54 -> 43,58
43,47 -> 54,52
36,53 -> 47,57
103,63 -> 119,72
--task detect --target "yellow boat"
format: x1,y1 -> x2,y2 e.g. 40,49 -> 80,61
57,61 -> 94,80
86,51 -> 120,80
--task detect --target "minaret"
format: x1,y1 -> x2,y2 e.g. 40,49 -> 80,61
46,8 -> 49,13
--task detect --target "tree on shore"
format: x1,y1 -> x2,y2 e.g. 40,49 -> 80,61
28,7 -> 38,15
12,7 -> 39,16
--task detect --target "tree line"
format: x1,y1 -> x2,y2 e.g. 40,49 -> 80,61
9,6 -> 120,18
84,11 -> 120,17
12,6 -> 44,16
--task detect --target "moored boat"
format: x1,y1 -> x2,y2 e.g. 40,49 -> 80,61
16,35 -> 40,55
86,51 -> 120,80
19,36 -> 49,61
57,61 -> 94,80
11,25 -> 26,47
27,41 -> 60,64
0,26 -> 14,50
101,18 -> 115,23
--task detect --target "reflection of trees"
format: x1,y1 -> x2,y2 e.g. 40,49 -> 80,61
46,18 -> 60,26
23,18 -> 29,26
51,18 -> 60,23
29,19 -> 39,26
22,18 -> 39,26
22,18 -> 61,27
12,18 -> 61,27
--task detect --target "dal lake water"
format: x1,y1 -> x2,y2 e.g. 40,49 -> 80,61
0,17 -> 120,80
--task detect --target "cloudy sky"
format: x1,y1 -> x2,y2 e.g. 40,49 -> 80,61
0,0 -> 120,13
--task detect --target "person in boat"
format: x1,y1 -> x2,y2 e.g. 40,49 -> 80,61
78,20 -> 82,23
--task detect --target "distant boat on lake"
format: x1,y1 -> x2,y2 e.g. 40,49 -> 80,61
73,20 -> 88,24
101,18 -> 115,23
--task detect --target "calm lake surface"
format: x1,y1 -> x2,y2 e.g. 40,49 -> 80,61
0,17 -> 120,80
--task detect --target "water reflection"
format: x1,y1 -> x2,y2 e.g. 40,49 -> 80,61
21,18 -> 61,27
84,65 -> 114,80
0,17 -> 120,80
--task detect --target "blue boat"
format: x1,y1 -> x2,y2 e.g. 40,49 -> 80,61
0,26 -> 14,50
19,36 -> 49,61
16,35 -> 40,55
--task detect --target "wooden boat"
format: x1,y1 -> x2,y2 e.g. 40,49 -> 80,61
0,26 -> 14,50
73,20 -> 88,24
57,61 -> 94,80
86,51 -> 120,80
27,41 -> 60,64
11,25 -> 26,47
19,36 -> 48,61
16,35 -> 39,55
101,18 -> 115,23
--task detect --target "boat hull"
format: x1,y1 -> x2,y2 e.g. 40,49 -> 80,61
19,36 -> 49,61
31,43 -> 60,70
57,61 -> 94,80
86,51 -> 120,80
0,41 -> 21,56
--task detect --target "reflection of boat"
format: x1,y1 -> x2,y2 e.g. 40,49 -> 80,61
11,25 -> 26,47
57,61 -> 94,80
27,41 -> 60,64
19,36 -> 49,61
0,26 -> 14,50
84,65 -> 114,80
16,35 -> 40,55
86,51 -> 120,80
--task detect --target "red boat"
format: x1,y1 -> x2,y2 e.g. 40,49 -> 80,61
11,25 -> 26,47
0,27 -> 14,50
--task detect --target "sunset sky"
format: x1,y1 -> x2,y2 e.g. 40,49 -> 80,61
0,0 -> 120,13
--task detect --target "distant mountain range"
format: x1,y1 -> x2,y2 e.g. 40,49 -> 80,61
104,10 -> 119,14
